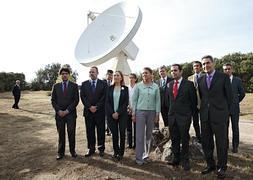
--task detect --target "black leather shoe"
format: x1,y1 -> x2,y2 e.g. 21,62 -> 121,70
85,151 -> 95,157
197,137 -> 201,143
201,166 -> 216,174
71,152 -> 78,158
232,147 -> 238,153
99,151 -> 104,157
182,161 -> 191,171
111,154 -> 118,159
116,155 -> 123,161
167,160 -> 180,166
217,168 -> 226,179
56,154 -> 64,160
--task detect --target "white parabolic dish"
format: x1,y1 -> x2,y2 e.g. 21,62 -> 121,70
75,1 -> 142,67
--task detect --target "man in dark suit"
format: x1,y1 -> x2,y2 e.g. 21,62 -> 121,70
166,64 -> 197,171
80,66 -> 107,157
104,69 -> 113,136
51,67 -> 79,160
188,61 -> 204,143
155,65 -> 172,129
223,63 -> 245,153
198,55 -> 233,179
12,80 -> 21,109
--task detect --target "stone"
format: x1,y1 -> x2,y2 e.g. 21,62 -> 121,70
151,128 -> 204,161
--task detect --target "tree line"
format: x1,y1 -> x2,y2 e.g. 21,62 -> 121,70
0,52 -> 252,92
0,63 -> 78,92
140,52 -> 253,93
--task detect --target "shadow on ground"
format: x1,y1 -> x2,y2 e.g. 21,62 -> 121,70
0,112 -> 252,180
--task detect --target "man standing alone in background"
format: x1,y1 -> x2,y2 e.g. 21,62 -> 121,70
12,80 -> 21,109
223,63 -> 245,153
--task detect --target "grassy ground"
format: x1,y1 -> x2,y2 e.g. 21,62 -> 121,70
0,91 -> 252,179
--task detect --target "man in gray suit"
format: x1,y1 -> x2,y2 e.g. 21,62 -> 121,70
198,55 -> 233,179
188,61 -> 204,143
223,63 -> 245,153
166,64 -> 197,171
51,67 -> 80,160
155,65 -> 172,129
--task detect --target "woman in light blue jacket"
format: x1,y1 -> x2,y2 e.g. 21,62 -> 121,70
132,67 -> 161,165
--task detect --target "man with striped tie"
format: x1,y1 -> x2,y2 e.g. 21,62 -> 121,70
155,65 -> 172,129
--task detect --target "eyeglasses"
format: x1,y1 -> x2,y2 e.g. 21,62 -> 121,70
61,73 -> 69,75
223,68 -> 231,70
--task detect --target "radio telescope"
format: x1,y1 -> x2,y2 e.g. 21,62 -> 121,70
75,1 -> 142,78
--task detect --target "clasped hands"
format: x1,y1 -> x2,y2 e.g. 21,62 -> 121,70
58,110 -> 69,117
89,106 -> 97,113
112,112 -> 119,120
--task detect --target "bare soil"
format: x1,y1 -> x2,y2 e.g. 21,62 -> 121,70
0,91 -> 252,180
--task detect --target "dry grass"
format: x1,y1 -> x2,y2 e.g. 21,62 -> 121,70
240,93 -> 253,120
0,91 -> 253,180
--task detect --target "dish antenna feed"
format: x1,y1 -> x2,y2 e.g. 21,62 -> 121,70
75,1 -> 142,76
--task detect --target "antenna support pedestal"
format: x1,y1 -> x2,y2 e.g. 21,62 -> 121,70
112,51 -> 131,85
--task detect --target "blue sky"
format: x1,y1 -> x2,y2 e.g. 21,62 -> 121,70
0,0 -> 252,84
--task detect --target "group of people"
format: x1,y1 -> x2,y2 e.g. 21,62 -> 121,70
46,54 -> 245,179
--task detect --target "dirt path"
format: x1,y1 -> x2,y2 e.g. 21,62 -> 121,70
0,91 -> 252,180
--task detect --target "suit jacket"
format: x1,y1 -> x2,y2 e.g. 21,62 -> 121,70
80,79 -> 107,117
166,79 -> 197,127
103,79 -> 112,87
51,81 -> 79,117
106,85 -> 129,119
155,76 -> 173,108
230,76 -> 245,114
198,71 -> 233,124
188,72 -> 204,109
12,85 -> 21,98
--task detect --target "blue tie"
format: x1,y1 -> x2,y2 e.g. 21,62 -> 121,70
91,80 -> 96,93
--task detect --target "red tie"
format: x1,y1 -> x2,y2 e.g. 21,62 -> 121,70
173,80 -> 178,100
63,82 -> 67,96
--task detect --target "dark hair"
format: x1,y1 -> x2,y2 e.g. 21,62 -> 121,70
91,66 -> 98,73
107,69 -> 113,74
143,67 -> 153,74
59,67 -> 70,75
171,64 -> 182,71
129,73 -> 138,83
114,71 -> 125,85
159,65 -> 167,70
192,61 -> 202,67
202,55 -> 214,62
223,63 -> 232,67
